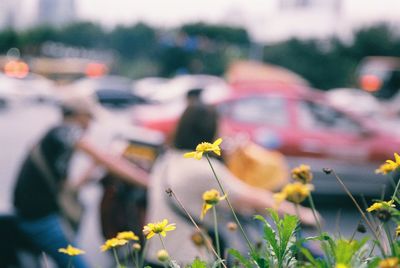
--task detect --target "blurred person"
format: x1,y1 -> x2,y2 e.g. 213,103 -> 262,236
12,93 -> 148,268
185,87 -> 203,106
144,103 -> 319,267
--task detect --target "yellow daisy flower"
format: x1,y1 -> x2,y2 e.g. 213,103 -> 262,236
379,257 -> 399,268
143,219 -> 176,239
183,138 -> 223,160
291,164 -> 313,184
200,189 -> 226,220
366,200 -> 395,212
116,231 -> 139,241
58,245 -> 85,256
376,153 -> 400,175
100,238 -> 128,252
274,182 -> 313,206
336,263 -> 349,268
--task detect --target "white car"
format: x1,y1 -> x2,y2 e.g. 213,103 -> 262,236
0,73 -> 56,104
326,88 -> 383,119
140,74 -> 230,104
63,75 -> 149,109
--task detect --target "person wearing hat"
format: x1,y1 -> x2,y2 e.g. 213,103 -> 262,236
12,93 -> 149,268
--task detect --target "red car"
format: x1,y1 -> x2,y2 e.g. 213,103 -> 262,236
134,82 -> 400,197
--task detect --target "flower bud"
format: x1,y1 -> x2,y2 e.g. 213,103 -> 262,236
132,243 -> 141,252
226,222 -> 238,232
157,249 -> 170,262
191,231 -> 205,247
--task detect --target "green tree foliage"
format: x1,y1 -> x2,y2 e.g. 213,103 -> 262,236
0,29 -> 19,53
263,24 -> 400,89
0,22 -> 399,84
181,23 -> 250,45
57,22 -> 106,48
108,23 -> 157,58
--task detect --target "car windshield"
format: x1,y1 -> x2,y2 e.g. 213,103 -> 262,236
226,96 -> 288,126
298,100 -> 363,134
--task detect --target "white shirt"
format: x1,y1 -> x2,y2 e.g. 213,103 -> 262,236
145,149 -> 253,265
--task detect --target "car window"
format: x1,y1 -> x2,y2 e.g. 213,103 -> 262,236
298,100 -> 362,134
225,96 -> 288,126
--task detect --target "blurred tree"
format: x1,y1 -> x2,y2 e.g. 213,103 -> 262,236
108,23 -> 157,59
0,29 -> 19,53
19,26 -> 58,55
181,23 -> 250,44
1,21 -> 399,85
57,22 -> 106,47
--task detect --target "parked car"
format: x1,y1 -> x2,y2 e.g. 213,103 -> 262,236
0,72 -> 56,104
134,82 -> 400,198
326,88 -> 383,118
64,75 -> 150,109
138,74 -> 230,104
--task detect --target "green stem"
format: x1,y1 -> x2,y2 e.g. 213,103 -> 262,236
205,155 -> 254,253
168,189 -> 227,267
332,170 -> 387,257
67,257 -> 72,268
159,234 -> 167,252
307,194 -> 322,234
294,203 -> 302,266
391,172 -> 400,200
384,223 -> 397,256
139,240 -> 148,268
213,206 -> 221,268
113,248 -> 121,268
134,250 -> 140,268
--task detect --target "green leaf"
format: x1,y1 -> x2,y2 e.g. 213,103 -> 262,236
280,214 -> 298,253
228,248 -> 254,268
187,257 -> 207,268
266,209 -> 280,225
211,259 -> 226,268
263,222 -> 280,259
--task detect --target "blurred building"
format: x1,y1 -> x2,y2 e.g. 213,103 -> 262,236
0,0 -> 76,30
37,0 -> 76,26
249,0 -> 345,42
0,0 -> 21,29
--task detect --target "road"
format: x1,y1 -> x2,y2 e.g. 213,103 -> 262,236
0,101 -> 364,267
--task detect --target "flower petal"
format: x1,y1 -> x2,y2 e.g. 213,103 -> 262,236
213,138 -> 223,146
146,231 -> 156,239
184,152 -> 197,158
200,203 -> 213,220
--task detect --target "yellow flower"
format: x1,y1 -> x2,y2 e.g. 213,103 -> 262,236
143,219 -> 176,239
58,245 -> 85,256
100,238 -> 128,252
376,153 -> 400,175
336,263 -> 349,268
396,225 -> 400,237
291,164 -> 313,183
184,138 -> 223,160
274,182 -> 313,206
366,200 -> 395,212
200,189 -> 226,220
379,257 -> 399,268
116,231 -> 139,241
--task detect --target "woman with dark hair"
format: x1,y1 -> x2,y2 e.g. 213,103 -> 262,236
145,104 -> 319,266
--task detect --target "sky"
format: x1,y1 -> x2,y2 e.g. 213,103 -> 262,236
5,0 -> 400,42
76,0 -> 400,42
